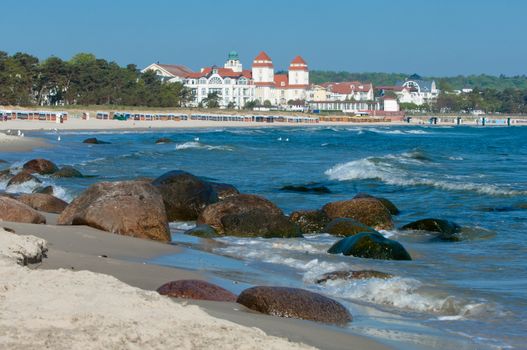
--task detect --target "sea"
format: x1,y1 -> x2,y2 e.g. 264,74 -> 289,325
1,125 -> 526,350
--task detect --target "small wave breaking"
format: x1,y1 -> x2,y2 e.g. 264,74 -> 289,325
325,152 -> 526,197
175,141 -> 234,151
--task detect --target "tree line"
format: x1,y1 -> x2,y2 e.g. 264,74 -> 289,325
0,51 -> 191,107
310,71 -> 527,91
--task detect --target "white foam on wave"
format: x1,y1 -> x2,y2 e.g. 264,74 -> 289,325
364,128 -> 431,135
213,234 -> 497,317
175,141 -> 234,151
325,155 -> 527,197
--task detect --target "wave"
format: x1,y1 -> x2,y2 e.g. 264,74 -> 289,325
175,141 -> 234,151
364,127 -> 431,135
325,155 -> 527,197
213,234 -> 498,317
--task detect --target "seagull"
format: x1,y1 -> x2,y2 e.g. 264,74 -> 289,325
277,137 -> 282,141
194,137 -> 200,142
285,138 -> 289,142
17,130 -> 21,136
57,135 -> 61,141
20,132 -> 24,137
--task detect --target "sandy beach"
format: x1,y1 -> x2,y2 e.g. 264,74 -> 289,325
0,218 -> 389,350
0,132 -> 49,152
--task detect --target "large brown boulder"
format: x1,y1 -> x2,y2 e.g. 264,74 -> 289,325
51,166 -> 83,178
209,182 -> 239,200
7,171 -> 42,187
354,193 -> 400,215
157,279 -> 237,302
22,159 -> 58,175
322,197 -> 394,230
0,197 -> 46,224
57,181 -> 170,242
152,170 -> 218,221
401,218 -> 462,241
197,194 -> 301,238
324,218 -> 377,236
237,286 -> 352,325
289,210 -> 330,234
17,193 -> 68,214
328,232 -> 412,260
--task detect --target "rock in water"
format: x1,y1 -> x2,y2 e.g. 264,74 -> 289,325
155,137 -> 174,144
237,286 -> 352,325
152,170 -> 219,221
209,182 -> 240,200
157,280 -> 237,302
184,224 -> 219,238
197,194 -> 301,238
22,159 -> 59,175
82,137 -> 111,144
16,193 -> 68,214
7,172 -> 42,187
0,197 -> 46,224
401,218 -> 462,241
353,193 -> 400,215
328,232 -> 412,260
33,185 -> 54,195
289,210 -> 330,234
57,181 -> 170,242
280,184 -> 331,194
315,270 -> 393,284
322,197 -> 394,230
51,166 -> 84,178
324,218 -> 377,236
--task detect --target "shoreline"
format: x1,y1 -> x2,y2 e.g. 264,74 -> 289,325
1,218 -> 390,350
0,118 -> 517,133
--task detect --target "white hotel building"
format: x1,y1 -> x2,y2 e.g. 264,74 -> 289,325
142,51 -> 310,108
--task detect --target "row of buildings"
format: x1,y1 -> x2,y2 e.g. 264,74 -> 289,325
142,51 -> 439,114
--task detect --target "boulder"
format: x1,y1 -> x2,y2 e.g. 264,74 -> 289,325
157,279 -> 236,302
280,184 -> 331,194
289,210 -> 330,234
0,169 -> 11,181
209,182 -> 240,200
152,170 -> 219,221
0,159 -> 7,163
237,286 -> 352,325
33,186 -> 54,195
7,171 -> 42,187
16,193 -> 68,214
197,194 -> 301,238
401,218 -> 462,241
324,218 -> 377,236
184,224 -> 219,238
22,159 -> 58,175
82,137 -> 111,144
51,166 -> 83,178
322,198 -> 394,230
57,181 -> 170,242
315,270 -> 393,284
328,232 -> 412,260
155,137 -> 174,144
0,197 -> 46,224
353,193 -> 400,215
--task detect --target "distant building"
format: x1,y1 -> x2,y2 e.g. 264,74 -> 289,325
319,81 -> 374,101
141,63 -> 193,83
376,77 -> 439,106
252,51 -> 310,105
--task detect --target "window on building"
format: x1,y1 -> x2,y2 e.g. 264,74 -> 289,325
224,78 -> 231,84
209,77 -> 222,85
199,78 -> 207,85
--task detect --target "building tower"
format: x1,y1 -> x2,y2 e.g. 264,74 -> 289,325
288,56 -> 309,87
251,51 -> 274,85
224,51 -> 243,73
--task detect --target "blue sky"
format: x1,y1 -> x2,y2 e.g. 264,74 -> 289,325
1,0 -> 526,76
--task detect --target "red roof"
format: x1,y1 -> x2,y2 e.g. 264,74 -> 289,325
254,51 -> 272,61
185,67 -> 251,80
274,74 -> 288,87
322,81 -> 372,94
290,55 -> 307,65
156,64 -> 194,77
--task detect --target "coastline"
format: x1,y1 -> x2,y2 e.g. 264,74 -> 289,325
0,132 -> 50,152
1,218 -> 390,350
